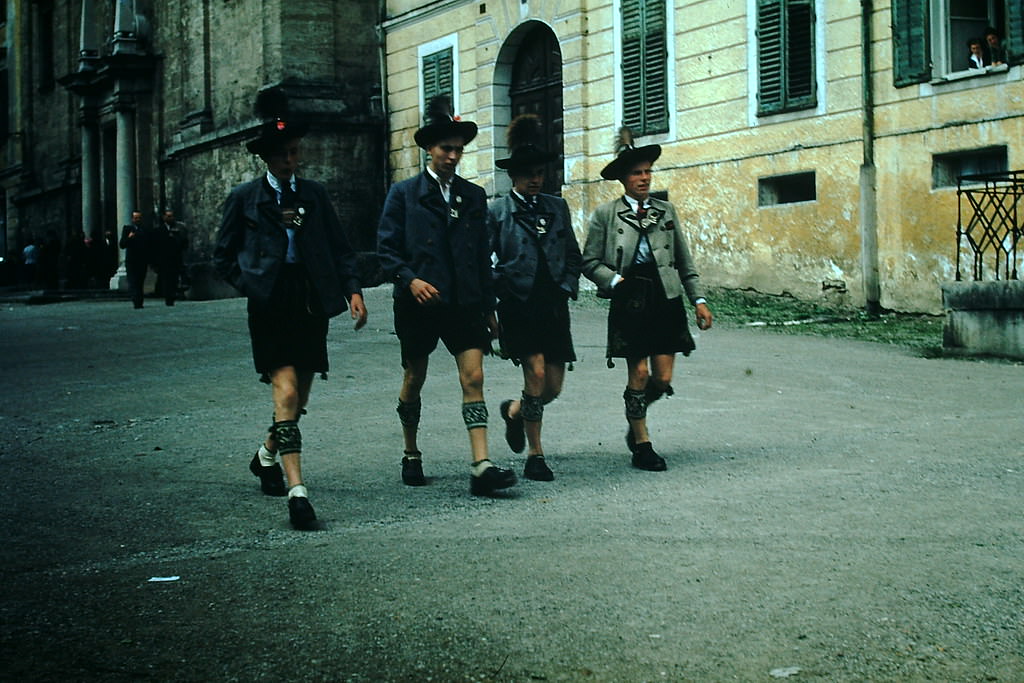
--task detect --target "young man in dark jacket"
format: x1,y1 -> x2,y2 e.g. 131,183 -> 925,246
377,96 -> 516,496
214,95 -> 367,529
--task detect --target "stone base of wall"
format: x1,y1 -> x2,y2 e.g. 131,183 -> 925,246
941,280 -> 1024,360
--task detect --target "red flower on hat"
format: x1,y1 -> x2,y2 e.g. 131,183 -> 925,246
276,120 -> 287,131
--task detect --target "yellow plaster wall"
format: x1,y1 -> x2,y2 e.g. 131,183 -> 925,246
383,0 -> 1023,313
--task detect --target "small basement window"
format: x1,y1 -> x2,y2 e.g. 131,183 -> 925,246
758,171 -> 816,206
932,146 -> 1008,188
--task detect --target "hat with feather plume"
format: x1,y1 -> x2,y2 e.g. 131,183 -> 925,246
495,114 -> 556,170
599,127 -> 661,180
246,87 -> 309,155
414,95 -> 478,149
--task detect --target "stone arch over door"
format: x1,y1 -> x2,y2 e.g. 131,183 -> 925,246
493,21 -> 564,195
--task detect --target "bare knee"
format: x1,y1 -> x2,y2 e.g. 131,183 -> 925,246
460,365 -> 484,393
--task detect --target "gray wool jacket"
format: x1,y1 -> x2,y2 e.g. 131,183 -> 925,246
581,196 -> 705,303
487,192 -> 581,303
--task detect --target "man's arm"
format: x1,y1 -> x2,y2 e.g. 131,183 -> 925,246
560,198 -> 582,298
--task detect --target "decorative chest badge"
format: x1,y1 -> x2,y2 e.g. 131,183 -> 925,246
281,206 -> 304,229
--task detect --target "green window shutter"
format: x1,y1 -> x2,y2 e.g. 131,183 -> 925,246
757,0 -> 816,115
422,47 -> 453,109
757,0 -> 785,114
891,0 -> 930,87
1007,0 -> 1024,66
621,0 -> 668,135
643,0 -> 669,134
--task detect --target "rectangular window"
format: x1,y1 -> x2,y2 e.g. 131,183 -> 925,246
893,0 -> 1021,86
621,0 -> 668,135
932,146 -> 1008,188
422,47 -> 453,113
758,171 -> 816,206
757,0 -> 816,115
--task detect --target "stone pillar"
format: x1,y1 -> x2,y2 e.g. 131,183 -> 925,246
80,115 -> 99,239
115,103 -> 135,267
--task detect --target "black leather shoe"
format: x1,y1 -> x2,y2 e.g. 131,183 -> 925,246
470,462 -> 517,496
500,400 -> 526,453
625,428 -> 637,454
288,496 -> 317,530
249,453 -> 286,496
631,442 -> 667,471
523,454 -> 554,481
401,454 -> 426,486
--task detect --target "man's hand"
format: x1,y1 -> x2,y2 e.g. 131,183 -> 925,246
409,278 -> 441,306
695,302 -> 713,330
485,311 -> 499,339
349,293 -> 368,330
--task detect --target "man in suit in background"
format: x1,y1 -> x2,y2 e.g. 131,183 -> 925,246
119,210 -> 149,309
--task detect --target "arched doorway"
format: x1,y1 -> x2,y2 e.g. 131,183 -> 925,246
498,22 -> 564,195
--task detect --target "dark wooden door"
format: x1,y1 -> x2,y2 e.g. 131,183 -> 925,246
509,24 -> 564,194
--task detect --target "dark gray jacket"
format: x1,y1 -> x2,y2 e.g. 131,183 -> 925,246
213,176 -> 361,318
488,193 -> 581,303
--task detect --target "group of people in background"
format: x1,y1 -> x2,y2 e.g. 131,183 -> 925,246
968,27 -> 1007,70
120,209 -> 190,308
15,208 -> 187,301
215,91 -> 713,530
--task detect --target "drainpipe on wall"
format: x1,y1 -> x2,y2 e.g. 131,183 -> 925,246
860,0 -> 882,315
376,0 -> 392,190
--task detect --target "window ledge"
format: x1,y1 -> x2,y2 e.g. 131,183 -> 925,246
931,63 -> 1009,84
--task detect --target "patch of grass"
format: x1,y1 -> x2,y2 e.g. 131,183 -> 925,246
575,286 -> 945,353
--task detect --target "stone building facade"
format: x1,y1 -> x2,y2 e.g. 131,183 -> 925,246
381,0 -> 1023,313
1,0 -> 385,294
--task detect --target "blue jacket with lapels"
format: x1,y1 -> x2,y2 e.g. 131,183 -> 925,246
487,192 -> 581,303
377,171 -> 494,310
213,176 -> 362,318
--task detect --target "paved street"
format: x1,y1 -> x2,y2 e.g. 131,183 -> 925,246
1,286 -> 1021,682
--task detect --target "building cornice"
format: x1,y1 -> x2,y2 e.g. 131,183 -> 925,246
382,0 -> 475,32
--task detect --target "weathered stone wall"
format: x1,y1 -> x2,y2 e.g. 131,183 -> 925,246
2,0 -> 383,292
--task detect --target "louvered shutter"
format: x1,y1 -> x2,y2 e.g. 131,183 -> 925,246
757,0 -> 785,113
621,0 -> 668,135
422,48 -> 453,106
1007,0 -> 1023,66
644,0 -> 669,134
621,0 -> 644,130
757,0 -> 816,115
891,0 -> 930,87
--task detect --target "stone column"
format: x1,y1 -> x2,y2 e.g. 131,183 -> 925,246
115,103 -> 135,267
80,114 -> 99,240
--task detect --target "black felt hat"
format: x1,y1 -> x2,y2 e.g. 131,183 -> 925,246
414,95 -> 478,149
495,114 -> 556,170
245,88 -> 309,155
599,127 -> 661,180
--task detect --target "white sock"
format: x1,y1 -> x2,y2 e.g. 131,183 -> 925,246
258,445 -> 276,467
471,460 -> 494,477
288,484 -> 308,499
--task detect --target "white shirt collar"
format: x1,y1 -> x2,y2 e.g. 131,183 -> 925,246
266,172 -> 296,194
512,190 -> 538,205
624,195 -> 646,212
